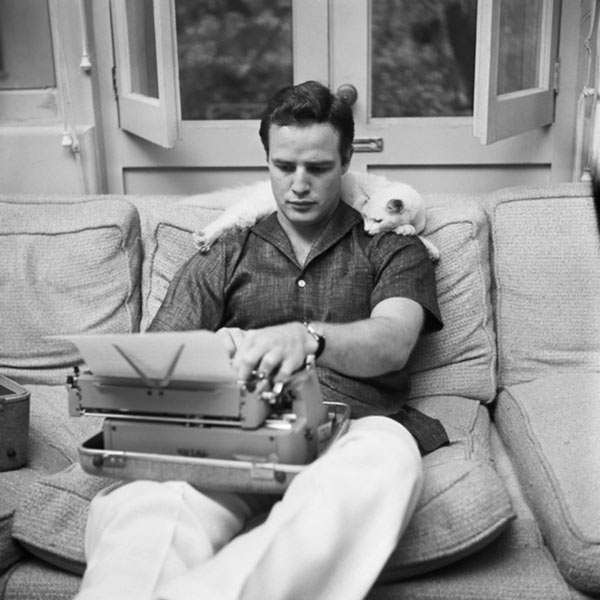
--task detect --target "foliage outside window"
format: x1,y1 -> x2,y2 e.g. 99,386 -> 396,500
370,0 -> 477,118
176,0 -> 293,121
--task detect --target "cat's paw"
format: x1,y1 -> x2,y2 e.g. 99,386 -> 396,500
192,230 -> 215,253
394,224 -> 416,236
419,236 -> 441,262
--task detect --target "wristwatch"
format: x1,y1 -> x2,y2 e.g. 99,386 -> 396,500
303,322 -> 326,359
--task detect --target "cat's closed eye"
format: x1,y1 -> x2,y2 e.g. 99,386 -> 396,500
363,214 -> 383,223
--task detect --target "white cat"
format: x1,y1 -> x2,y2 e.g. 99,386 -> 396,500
185,171 -> 440,261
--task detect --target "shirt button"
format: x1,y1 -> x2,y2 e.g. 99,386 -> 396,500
297,279 -> 306,288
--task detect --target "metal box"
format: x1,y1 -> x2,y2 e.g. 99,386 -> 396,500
0,375 -> 30,471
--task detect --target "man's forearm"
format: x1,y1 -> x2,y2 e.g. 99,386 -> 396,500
222,298 -> 425,382
309,319 -> 413,377
310,301 -> 424,378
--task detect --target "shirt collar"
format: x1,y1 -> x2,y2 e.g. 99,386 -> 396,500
252,201 -> 363,267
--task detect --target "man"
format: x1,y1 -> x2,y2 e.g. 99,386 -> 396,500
76,81 -> 445,600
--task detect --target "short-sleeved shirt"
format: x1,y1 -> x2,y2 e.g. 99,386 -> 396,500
149,201 -> 442,420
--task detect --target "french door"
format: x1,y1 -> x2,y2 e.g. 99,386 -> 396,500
101,0 -> 558,194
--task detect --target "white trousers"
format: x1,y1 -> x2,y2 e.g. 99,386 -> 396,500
75,416 -> 423,600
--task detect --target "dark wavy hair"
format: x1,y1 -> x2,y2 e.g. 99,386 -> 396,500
259,80 -> 355,166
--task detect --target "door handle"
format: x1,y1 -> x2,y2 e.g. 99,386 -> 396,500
353,137 -> 384,153
336,84 -> 358,106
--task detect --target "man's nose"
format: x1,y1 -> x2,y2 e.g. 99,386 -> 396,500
291,169 -> 310,196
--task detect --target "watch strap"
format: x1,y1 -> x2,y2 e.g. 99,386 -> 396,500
303,322 -> 326,359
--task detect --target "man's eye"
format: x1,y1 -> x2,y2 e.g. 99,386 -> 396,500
308,165 -> 330,175
275,163 -> 295,172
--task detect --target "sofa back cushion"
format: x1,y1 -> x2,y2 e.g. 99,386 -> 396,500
407,196 -> 496,403
142,191 -> 496,403
141,202 -> 223,331
486,183 -> 600,386
0,195 -> 142,384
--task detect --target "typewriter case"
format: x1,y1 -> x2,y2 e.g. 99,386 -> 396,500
0,375 -> 30,471
68,364 -> 350,494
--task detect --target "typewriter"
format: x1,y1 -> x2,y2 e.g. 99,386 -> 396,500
66,332 -> 350,492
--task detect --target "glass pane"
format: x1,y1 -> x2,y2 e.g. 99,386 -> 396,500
125,0 -> 159,98
497,0 -> 542,94
176,0 -> 293,120
371,0 -> 477,118
0,0 -> 55,90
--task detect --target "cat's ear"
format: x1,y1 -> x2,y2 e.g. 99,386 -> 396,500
386,198 -> 404,213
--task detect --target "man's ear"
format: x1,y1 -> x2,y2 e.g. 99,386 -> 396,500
341,148 -> 353,173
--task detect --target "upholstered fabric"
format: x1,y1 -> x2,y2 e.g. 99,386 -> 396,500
486,184 -> 600,386
3,384 -> 103,578
0,507 -> 21,576
12,465 -> 111,575
381,397 -> 513,579
0,195 -> 142,385
23,384 -> 103,475
369,428 -> 582,599
407,197 -> 496,403
10,394 -> 513,583
141,204 -> 223,329
0,471 -> 39,574
0,558 -> 81,600
495,373 -> 600,596
369,543 -> 580,600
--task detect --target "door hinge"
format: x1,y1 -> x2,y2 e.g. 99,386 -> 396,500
553,58 -> 560,93
112,65 -> 118,101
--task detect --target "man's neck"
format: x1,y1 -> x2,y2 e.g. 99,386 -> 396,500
276,211 -> 335,266
275,218 -> 318,265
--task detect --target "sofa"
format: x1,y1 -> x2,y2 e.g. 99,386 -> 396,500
0,182 -> 598,599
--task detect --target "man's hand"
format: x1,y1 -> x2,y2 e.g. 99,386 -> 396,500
224,322 -> 312,382
215,327 -> 246,359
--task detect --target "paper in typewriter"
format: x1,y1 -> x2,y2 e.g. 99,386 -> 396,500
60,331 -> 237,382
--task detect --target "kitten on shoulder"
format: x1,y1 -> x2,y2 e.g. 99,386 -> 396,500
182,172 -> 440,261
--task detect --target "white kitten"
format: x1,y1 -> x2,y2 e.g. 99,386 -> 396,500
185,171 -> 439,261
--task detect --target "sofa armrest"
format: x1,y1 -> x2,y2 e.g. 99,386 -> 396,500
495,372 -> 600,596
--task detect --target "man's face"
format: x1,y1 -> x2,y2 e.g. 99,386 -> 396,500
267,123 -> 350,233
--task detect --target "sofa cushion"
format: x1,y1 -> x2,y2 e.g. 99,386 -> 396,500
0,469 -> 42,576
0,557 -> 81,600
369,539 -> 576,600
495,372 -> 600,595
141,203 -> 223,329
0,195 -> 142,385
24,384 -> 103,474
407,197 -> 496,403
381,396 -> 514,579
0,383 -> 103,578
12,465 -> 112,575
485,183 -> 600,386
